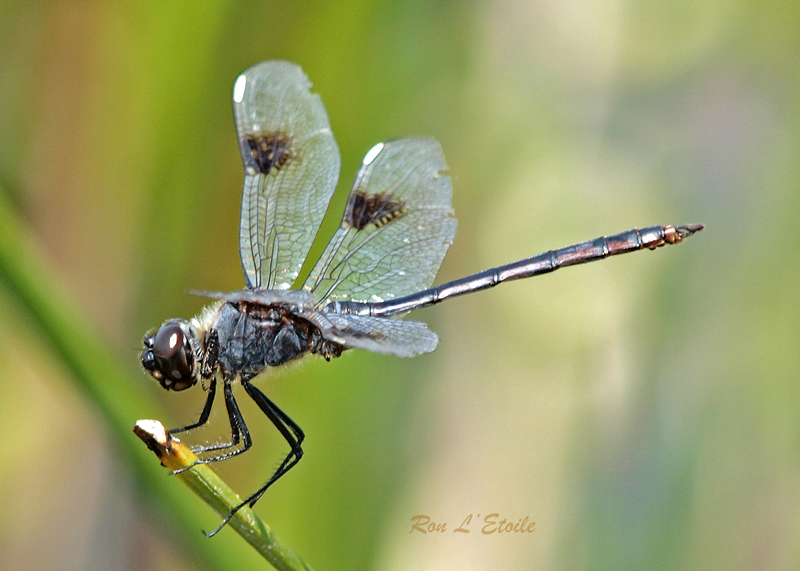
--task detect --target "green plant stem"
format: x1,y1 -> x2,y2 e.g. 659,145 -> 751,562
134,420 -> 313,571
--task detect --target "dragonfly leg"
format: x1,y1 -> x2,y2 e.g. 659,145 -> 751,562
168,377 -> 217,435
172,381 -> 252,474
200,330 -> 219,379
203,382 -> 304,537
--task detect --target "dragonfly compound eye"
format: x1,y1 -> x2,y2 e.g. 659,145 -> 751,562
149,321 -> 196,391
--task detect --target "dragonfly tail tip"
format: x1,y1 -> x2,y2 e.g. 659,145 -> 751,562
675,223 -> 705,239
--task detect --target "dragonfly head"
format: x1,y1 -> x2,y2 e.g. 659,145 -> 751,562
141,319 -> 199,391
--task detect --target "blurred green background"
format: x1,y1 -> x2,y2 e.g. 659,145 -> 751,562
1,1 -> 798,570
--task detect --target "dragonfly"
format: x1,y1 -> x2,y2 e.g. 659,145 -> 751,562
140,60 -> 703,536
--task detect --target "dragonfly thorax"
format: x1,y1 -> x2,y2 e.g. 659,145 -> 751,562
213,301 -> 320,380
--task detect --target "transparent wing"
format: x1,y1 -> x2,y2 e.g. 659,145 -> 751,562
235,61 -> 340,290
189,289 -> 313,308
302,311 -> 439,357
303,137 -> 456,306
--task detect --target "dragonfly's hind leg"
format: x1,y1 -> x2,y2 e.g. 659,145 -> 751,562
203,382 -> 305,537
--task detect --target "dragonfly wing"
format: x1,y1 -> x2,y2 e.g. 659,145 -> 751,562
302,137 -> 456,306
189,289 -> 314,308
303,311 -> 439,357
235,61 -> 340,290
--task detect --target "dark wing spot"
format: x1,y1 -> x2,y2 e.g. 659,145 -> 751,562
346,191 -> 406,231
246,132 -> 293,174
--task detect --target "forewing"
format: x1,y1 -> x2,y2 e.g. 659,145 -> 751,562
303,312 -> 439,357
189,289 -> 313,308
303,137 -> 456,306
235,61 -> 340,290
